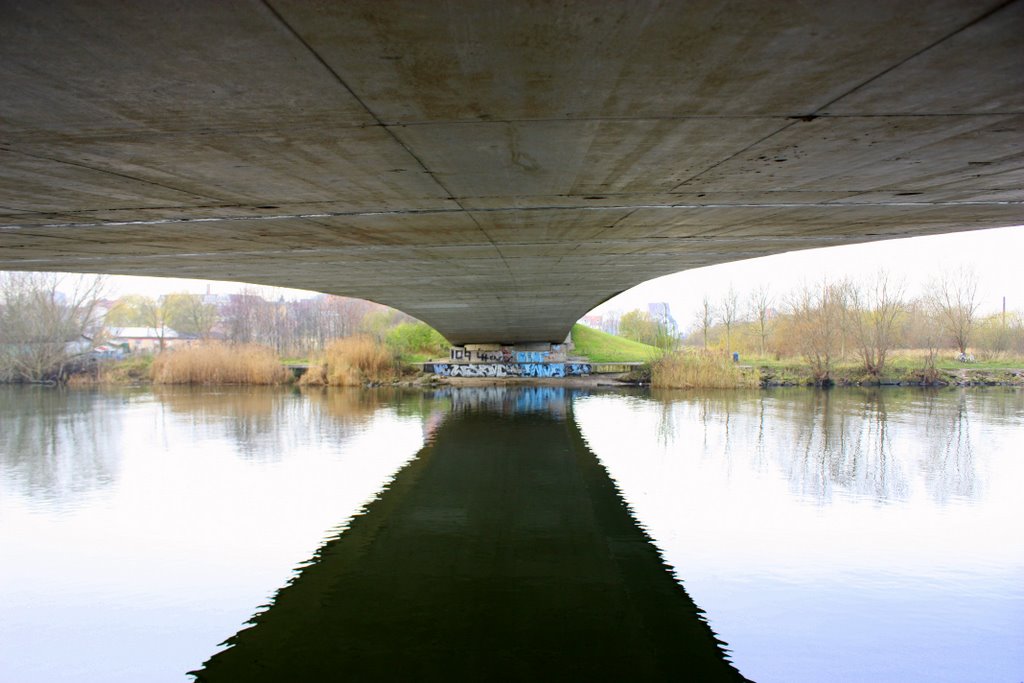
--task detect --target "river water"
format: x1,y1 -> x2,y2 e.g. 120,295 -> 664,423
0,385 -> 1020,681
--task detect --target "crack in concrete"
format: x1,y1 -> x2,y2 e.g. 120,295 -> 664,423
0,147 -> 222,203
816,0 -> 1021,114
260,0 -> 522,303
666,0 -> 1022,192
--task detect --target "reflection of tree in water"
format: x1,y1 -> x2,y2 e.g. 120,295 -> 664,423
0,387 -> 123,505
649,387 -> 993,506
154,386 -> 286,462
650,389 -> 771,477
919,390 -> 977,504
649,388 -> 926,504
154,386 -> 430,463
303,386 -> 434,444
781,389 -> 910,504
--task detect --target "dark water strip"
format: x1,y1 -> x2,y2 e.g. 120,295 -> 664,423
192,399 -> 748,681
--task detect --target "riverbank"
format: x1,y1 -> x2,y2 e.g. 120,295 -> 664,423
430,366 -> 1024,389
58,361 -> 1024,390
756,364 -> 1024,388
50,345 -> 1024,390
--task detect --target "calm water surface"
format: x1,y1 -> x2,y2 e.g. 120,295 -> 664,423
0,385 -> 1020,681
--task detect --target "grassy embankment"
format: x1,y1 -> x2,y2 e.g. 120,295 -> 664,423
569,324 -> 660,363
75,322 -> 1024,389
749,350 -> 1024,387
68,354 -> 154,385
568,326 -> 1024,388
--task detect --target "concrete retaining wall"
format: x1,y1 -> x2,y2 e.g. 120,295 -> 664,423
424,362 -> 592,378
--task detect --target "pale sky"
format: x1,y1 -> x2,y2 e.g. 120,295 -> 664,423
590,224 -> 1024,328
64,223 -> 1024,326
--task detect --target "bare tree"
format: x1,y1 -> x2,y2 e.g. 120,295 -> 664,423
929,267 -> 981,355
222,289 -> 265,345
696,296 -> 716,350
786,280 -> 845,384
831,279 -> 855,362
748,285 -> 773,357
600,309 -> 621,336
719,285 -> 740,353
917,302 -> 944,380
0,272 -> 106,382
848,271 -> 906,375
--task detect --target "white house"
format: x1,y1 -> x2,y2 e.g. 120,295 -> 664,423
107,326 -> 193,353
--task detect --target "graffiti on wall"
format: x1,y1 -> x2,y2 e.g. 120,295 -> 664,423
449,345 -> 568,363
478,349 -> 513,363
450,347 -> 515,363
426,362 -> 591,378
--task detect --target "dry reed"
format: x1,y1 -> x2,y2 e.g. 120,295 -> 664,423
651,350 -> 759,389
152,343 -> 288,385
299,336 -> 397,387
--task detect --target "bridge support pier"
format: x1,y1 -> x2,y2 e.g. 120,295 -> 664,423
424,342 -> 592,379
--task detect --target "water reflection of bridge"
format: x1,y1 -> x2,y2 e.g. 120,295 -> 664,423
192,387 -> 748,682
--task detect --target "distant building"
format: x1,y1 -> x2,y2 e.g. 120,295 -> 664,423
600,312 -> 620,336
107,326 -> 195,353
579,314 -> 603,329
647,302 -> 679,336
201,292 -> 232,307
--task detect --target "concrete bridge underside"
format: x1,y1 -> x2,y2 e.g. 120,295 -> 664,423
1,0 -> 1021,344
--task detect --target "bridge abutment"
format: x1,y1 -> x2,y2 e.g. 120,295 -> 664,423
424,342 -> 592,379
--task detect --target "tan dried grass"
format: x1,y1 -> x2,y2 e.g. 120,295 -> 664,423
152,343 -> 288,385
652,349 -> 759,389
299,336 -> 397,387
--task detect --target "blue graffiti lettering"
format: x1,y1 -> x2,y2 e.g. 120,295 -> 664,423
429,362 -> 589,379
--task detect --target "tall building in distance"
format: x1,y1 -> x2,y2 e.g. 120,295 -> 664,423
647,302 -> 679,337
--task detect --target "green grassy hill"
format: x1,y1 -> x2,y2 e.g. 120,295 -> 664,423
570,324 -> 661,363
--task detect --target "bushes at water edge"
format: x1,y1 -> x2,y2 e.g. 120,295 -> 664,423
651,349 -> 758,389
385,322 -> 448,362
299,336 -> 398,386
152,343 -> 288,385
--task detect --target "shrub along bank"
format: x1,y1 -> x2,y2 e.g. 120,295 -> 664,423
651,350 -> 759,389
299,336 -> 400,387
151,344 -> 289,385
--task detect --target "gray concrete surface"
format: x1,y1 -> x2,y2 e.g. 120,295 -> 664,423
1,1 -> 1021,343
